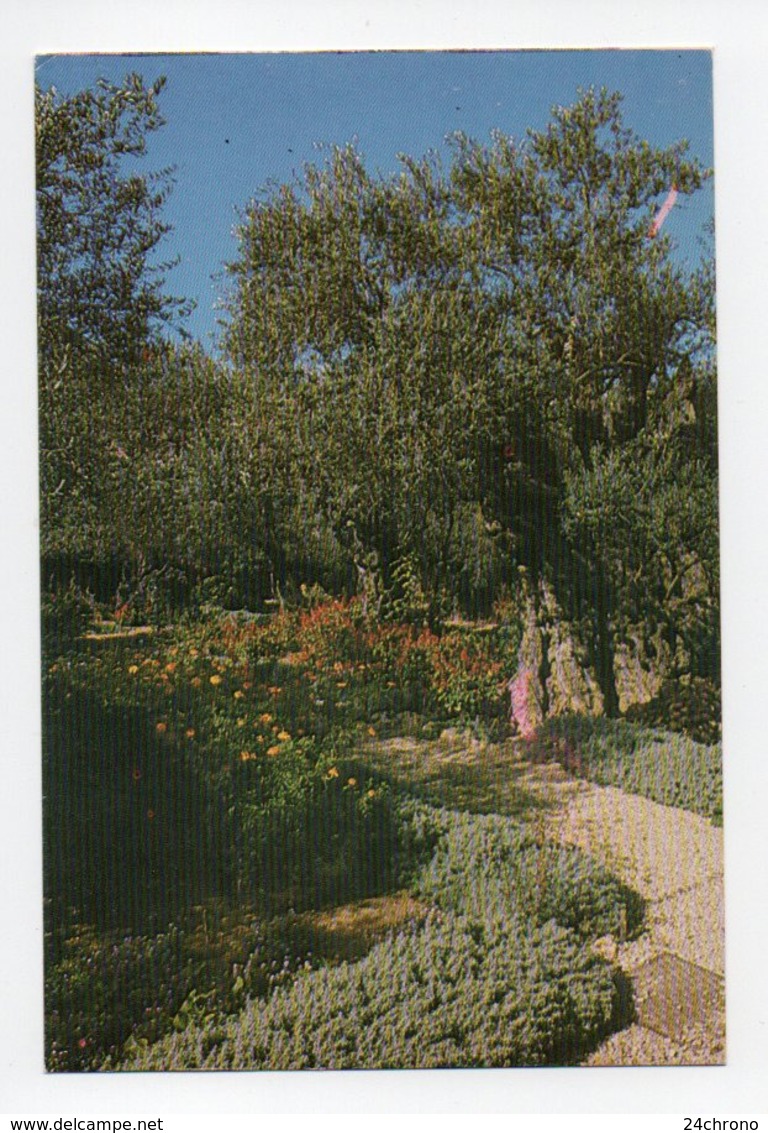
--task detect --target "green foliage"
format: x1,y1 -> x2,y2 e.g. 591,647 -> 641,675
562,424 -> 720,683
239,776 -> 416,914
624,677 -> 721,745
41,579 -> 92,658
37,76 -> 720,1072
36,73 -> 190,371
116,801 -> 636,1070
45,924 -> 189,1072
117,912 -> 618,1070
523,715 -> 722,823
384,554 -> 431,627
36,73 -> 192,565
218,87 -> 716,702
416,807 -> 644,939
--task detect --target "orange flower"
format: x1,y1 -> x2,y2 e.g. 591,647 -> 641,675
191,677 -> 202,688
266,745 -> 281,757
259,713 -> 273,725
367,788 -> 376,798
185,728 -> 196,740
326,767 -> 339,780
132,768 -> 142,781
155,721 -> 168,734
347,777 -> 357,788
147,808 -> 156,820
277,730 -> 291,742
367,726 -> 377,737
165,662 -> 177,674
266,685 -> 282,696
239,751 -> 257,762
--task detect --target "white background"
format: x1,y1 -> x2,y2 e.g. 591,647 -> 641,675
2,0 -> 767,1120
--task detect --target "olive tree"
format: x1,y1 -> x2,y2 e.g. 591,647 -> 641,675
220,88 -> 716,709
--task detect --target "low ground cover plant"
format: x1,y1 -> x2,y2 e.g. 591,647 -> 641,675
117,800 -> 633,1071
415,806 -> 645,938
117,913 -> 619,1071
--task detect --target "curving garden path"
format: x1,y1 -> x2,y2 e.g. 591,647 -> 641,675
504,755 -> 726,1065
364,731 -> 725,1066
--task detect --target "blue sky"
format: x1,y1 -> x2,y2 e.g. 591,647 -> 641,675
36,50 -> 714,352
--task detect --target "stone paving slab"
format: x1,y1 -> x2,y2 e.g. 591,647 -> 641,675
630,952 -> 725,1041
525,764 -> 726,1065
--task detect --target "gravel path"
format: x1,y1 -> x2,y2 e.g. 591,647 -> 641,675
519,763 -> 726,1065
366,734 -> 726,1065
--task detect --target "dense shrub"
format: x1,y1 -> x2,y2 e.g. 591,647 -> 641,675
246,600 -> 514,731
45,925 -> 188,1072
235,775 -> 426,914
116,912 -> 618,1070
115,802 -> 640,1071
41,579 -> 92,658
523,715 -> 723,823
416,808 -> 645,938
624,678 -> 721,745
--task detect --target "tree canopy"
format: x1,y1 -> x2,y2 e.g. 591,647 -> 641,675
36,73 -> 192,565
36,80 -> 718,710
220,88 -> 717,708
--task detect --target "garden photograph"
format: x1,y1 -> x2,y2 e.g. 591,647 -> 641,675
36,49 -> 723,1073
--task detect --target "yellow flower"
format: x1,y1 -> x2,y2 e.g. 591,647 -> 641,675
367,726 -> 376,737
209,674 -> 223,686
277,730 -> 291,742
347,777 -> 357,788
367,788 -> 376,798
237,717 -> 246,727
239,751 -> 257,762
128,664 -> 139,675
336,681 -> 347,689
326,767 -> 339,780
233,690 -> 245,700
259,713 -> 273,725
266,745 -> 281,757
